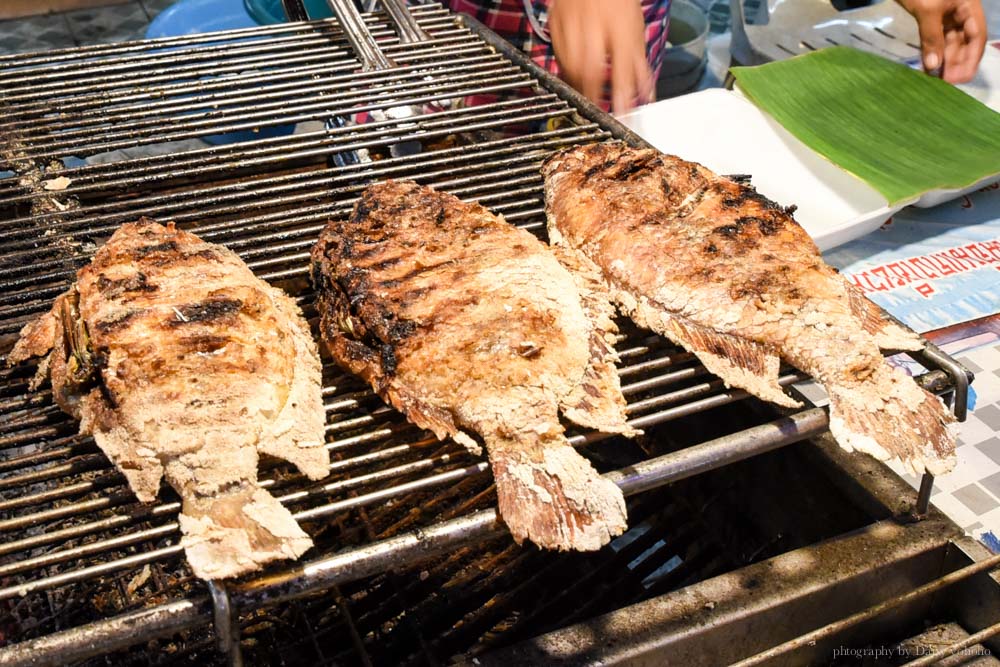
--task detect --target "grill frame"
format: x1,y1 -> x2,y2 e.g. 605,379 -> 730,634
0,6 -> 974,666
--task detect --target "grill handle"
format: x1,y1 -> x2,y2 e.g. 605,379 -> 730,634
325,0 -> 395,70
382,0 -> 430,42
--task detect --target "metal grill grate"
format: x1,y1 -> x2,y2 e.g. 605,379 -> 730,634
0,4 -> 971,665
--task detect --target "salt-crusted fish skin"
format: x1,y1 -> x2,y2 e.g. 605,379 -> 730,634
10,220 -> 329,580
542,141 -> 955,476
311,180 -> 637,551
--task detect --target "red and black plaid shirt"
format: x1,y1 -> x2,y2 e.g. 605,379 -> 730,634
442,0 -> 671,107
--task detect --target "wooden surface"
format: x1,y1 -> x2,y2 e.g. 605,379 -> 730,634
0,0 -> 130,20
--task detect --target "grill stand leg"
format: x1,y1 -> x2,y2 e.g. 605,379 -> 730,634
916,473 -> 934,516
208,580 -> 244,667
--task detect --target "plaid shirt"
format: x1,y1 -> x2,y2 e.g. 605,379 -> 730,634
442,0 -> 671,106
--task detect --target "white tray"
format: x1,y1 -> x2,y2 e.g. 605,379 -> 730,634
615,48 -> 1000,250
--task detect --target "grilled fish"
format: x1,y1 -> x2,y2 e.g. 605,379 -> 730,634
311,180 -> 636,551
9,220 -> 329,580
542,142 -> 955,476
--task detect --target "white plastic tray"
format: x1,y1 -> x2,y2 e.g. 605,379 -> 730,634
615,48 -> 1000,250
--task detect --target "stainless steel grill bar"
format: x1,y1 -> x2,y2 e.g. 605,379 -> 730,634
0,366 -> 822,600
0,453 -> 467,581
0,32 -> 473,105
0,459 -> 492,601
0,9 -> 451,88
0,22 -> 460,97
0,104 -> 587,208
2,56 -> 508,132
237,408 -> 829,606
0,342 -> 780,598
17,78 -> 536,158
12,63 -> 525,143
0,143 -> 583,289
327,0 -> 394,70
384,0 -> 432,42
0,5 -> 447,67
0,100 -> 577,221
0,342 -> 706,506
0,43 -> 483,120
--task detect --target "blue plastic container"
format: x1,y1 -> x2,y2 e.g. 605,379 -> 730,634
145,0 -> 303,144
145,0 -> 259,38
244,0 -> 334,24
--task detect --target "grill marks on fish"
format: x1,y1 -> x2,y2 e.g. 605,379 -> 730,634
9,219 -> 329,580
168,297 -> 243,325
96,272 -> 158,299
312,180 -> 636,552
542,141 -> 955,476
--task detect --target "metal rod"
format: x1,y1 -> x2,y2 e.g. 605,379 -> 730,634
0,97 -> 574,216
729,552 -> 1000,667
0,600 -> 207,667
382,0 -> 431,42
0,5 -> 448,69
281,0 -> 310,22
606,408 -> 829,494
208,580 -> 244,667
0,10 -> 450,89
18,76 -> 534,157
3,57 -> 509,133
0,30 -> 471,104
327,0 -> 394,70
901,620 -> 1000,667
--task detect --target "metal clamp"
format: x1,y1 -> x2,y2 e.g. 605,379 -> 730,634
207,580 -> 244,667
281,0 -> 310,22
382,0 -> 430,43
325,0 -> 395,70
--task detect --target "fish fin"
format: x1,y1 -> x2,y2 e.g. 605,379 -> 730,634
179,486 -> 313,580
843,279 -> 922,351
259,287 -> 330,481
549,245 -> 638,437
826,364 -> 956,476
90,424 -> 165,503
384,381 -> 459,441
486,432 -> 626,551
9,301 -> 60,364
651,309 -> 801,409
8,295 -> 63,378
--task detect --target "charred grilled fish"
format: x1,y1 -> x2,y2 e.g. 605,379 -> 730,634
9,220 -> 329,580
542,142 -> 955,476
311,180 -> 636,551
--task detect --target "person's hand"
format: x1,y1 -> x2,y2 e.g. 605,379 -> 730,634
548,0 -> 654,113
897,0 -> 986,83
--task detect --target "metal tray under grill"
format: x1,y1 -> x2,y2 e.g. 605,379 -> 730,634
0,4 -> 975,665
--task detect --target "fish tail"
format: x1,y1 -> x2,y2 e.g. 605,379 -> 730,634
826,364 -> 956,476
178,486 -> 313,580
486,433 -> 626,551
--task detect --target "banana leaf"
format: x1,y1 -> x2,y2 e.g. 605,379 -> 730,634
731,46 -> 1000,205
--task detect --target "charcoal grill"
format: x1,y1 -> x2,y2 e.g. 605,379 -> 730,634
0,4 -> 997,666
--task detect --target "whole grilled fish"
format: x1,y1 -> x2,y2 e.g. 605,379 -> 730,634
311,180 -> 636,551
9,220 -> 329,580
542,142 -> 955,476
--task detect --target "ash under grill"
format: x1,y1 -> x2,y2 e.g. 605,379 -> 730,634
0,4 -> 994,666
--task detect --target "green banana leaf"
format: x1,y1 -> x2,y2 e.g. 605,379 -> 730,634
731,46 -> 1000,205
